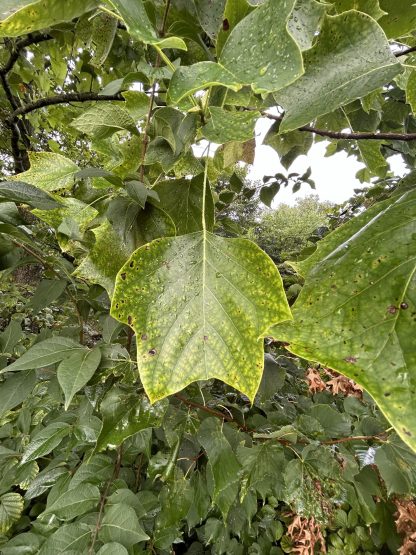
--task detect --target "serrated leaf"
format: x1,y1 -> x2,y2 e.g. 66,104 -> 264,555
104,0 -> 186,50
95,388 -> 167,451
168,62 -> 242,105
0,0 -> 99,37
9,153 -> 79,192
153,174 -> 214,234
71,104 -> 137,139
99,504 -> 149,546
3,337 -> 83,373
273,190 -> 416,451
42,483 -> 100,520
203,107 -> 259,143
111,231 -> 291,402
0,493 -> 23,534
57,347 -> 101,409
219,0 -> 304,93
0,181 -> 62,209
275,12 -> 402,132
0,371 -> 36,418
38,523 -> 92,555
22,422 -> 72,464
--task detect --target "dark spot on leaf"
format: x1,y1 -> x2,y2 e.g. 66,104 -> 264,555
121,273 -> 126,280
127,315 -> 132,325
403,428 -> 412,437
387,305 -> 397,314
129,261 -> 134,268
344,356 -> 357,364
384,392 -> 391,397
400,302 -> 409,310
203,335 -> 208,341
141,333 -> 148,341
222,18 -> 230,30
148,348 -> 156,355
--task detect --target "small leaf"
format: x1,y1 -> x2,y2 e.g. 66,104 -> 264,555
0,181 -> 62,209
260,183 -> 280,207
99,504 -> 149,546
22,423 -> 71,464
0,371 -> 36,419
9,153 -> 79,192
28,279 -> 67,314
57,347 -> 101,409
111,231 -> 291,403
97,544 -> 129,555
42,483 -> 100,520
38,523 -> 92,555
275,11 -> 402,132
0,493 -> 23,534
3,337 -> 83,373
0,319 -> 23,355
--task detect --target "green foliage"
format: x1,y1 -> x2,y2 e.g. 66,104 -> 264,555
1,0 -> 416,551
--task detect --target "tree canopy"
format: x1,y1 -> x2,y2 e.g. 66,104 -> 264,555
1,0 -> 416,553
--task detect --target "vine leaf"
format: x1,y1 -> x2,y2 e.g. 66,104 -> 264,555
0,0 -> 99,37
9,153 -> 79,192
272,190 -> 416,451
111,231 -> 292,402
219,0 -> 304,93
275,11 -> 402,132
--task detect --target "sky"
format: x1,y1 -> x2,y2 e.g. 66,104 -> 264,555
247,115 -> 407,207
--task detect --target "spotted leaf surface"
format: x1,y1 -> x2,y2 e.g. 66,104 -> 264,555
111,231 -> 291,402
219,0 -> 304,93
275,11 -> 402,132
272,190 -> 416,451
9,152 -> 79,192
202,107 -> 260,144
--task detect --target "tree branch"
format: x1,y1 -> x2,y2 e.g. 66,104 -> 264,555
0,33 -> 52,76
395,45 -> 416,57
262,112 -> 416,142
9,91 -> 124,120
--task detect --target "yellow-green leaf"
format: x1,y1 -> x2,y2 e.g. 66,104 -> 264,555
111,231 -> 291,402
0,493 -> 23,534
9,153 -> 79,192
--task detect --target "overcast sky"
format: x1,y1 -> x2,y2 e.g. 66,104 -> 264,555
248,116 -> 407,207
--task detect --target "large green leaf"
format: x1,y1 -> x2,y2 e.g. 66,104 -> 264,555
95,388 -> 168,451
219,0 -> 304,93
42,483 -> 100,520
57,347 -> 101,410
99,504 -> 149,546
153,174 -> 214,235
71,104 -> 137,139
0,0 -> 99,37
22,422 -> 72,464
194,0 -> 226,39
273,190 -> 416,451
378,0 -> 416,37
9,153 -> 79,192
0,371 -> 36,418
275,12 -> 402,132
202,107 -> 259,144
287,0 -> 326,51
104,0 -> 186,49
38,523 -> 92,555
168,62 -> 242,105
111,231 -> 291,402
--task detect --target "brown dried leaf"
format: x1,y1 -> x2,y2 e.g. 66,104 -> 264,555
305,367 -> 326,393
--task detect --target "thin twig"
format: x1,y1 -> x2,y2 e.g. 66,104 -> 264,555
395,45 -> 416,57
